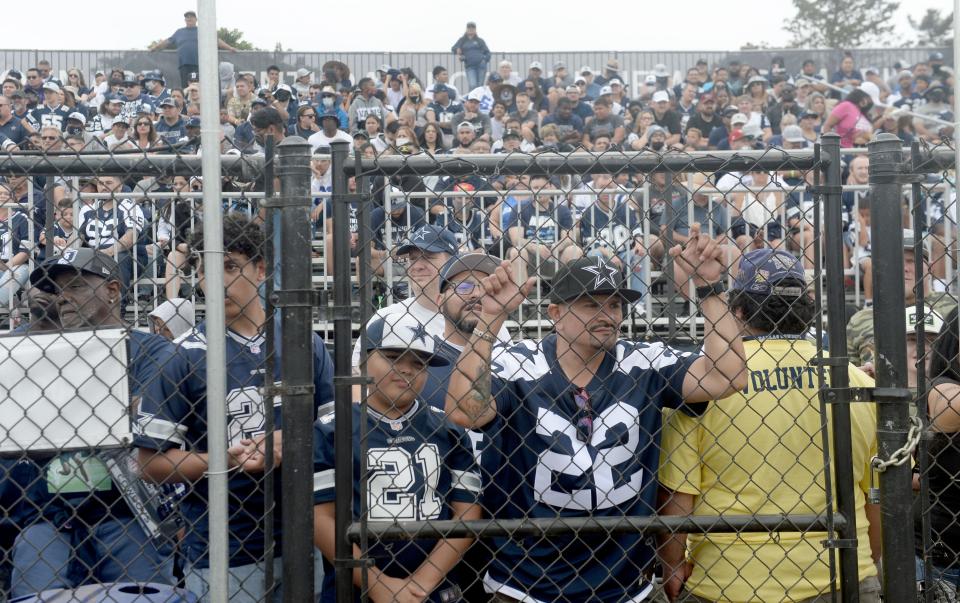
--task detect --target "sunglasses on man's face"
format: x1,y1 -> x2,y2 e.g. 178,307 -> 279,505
573,388 -> 593,443
41,136 -> 59,142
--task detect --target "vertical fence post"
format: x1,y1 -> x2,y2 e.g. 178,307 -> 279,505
261,134 -> 277,600
196,1 -> 228,600
820,133 -> 863,603
330,140 -> 355,603
867,132 -> 917,601
275,136 -> 316,602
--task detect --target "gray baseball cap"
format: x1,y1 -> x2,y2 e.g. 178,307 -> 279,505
439,253 -> 501,292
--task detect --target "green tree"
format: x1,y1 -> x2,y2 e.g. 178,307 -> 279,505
217,28 -> 258,51
784,0 -> 900,48
908,8 -> 953,47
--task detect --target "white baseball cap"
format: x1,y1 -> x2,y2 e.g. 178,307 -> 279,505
782,125 -> 806,143
529,61 -> 543,71
731,112 -> 749,125
652,90 -> 670,103
906,306 -> 945,335
364,312 -> 449,366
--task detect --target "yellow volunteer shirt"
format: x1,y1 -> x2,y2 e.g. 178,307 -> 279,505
659,337 -> 878,603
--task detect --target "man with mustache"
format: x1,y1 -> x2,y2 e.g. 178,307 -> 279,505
444,227 -> 747,602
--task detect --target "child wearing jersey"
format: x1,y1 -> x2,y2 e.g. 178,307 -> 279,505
313,312 -> 481,602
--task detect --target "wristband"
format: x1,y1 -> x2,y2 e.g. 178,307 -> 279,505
695,281 -> 727,301
472,328 -> 497,345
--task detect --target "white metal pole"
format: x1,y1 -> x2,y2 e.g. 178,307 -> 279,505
197,1 -> 229,601
954,0 -> 959,345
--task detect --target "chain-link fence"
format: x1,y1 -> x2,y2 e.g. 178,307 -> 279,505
318,135 -> 904,603
0,129 -> 332,603
1,129 -> 952,603
893,136 -> 960,603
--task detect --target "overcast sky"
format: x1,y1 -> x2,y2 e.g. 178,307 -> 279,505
0,0 -> 952,51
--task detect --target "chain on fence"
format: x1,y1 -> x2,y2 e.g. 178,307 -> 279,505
0,125 -> 955,603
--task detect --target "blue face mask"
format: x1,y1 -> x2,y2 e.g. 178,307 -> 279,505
321,97 -> 334,108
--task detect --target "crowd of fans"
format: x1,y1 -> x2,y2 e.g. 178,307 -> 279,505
0,28 -> 954,314
0,15 -> 959,602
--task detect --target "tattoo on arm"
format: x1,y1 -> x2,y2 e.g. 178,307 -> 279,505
464,359 -> 493,421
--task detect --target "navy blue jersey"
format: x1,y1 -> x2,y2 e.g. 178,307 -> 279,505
14,331 -> 180,528
133,322 -> 335,567
26,105 -> 71,131
482,335 -> 701,602
426,101 -> 464,133
313,402 -> 480,603
431,207 -> 492,251
146,89 -> 172,105
578,201 -> 642,253
369,205 -> 426,251
514,201 -> 573,245
0,211 -> 29,262
541,113 -> 585,139
0,116 -> 28,145
155,118 -> 186,146
79,201 -> 141,250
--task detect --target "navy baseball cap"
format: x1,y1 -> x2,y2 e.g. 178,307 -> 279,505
731,249 -> 806,296
30,248 -> 121,293
397,225 -> 458,256
488,72 -> 503,83
185,117 -> 201,128
439,253 -> 501,292
550,256 -> 642,303
364,312 -> 449,366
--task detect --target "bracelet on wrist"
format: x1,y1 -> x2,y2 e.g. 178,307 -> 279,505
472,328 -> 497,345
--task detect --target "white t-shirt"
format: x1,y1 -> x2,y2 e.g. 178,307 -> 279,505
351,297 -> 512,369
307,129 -> 353,153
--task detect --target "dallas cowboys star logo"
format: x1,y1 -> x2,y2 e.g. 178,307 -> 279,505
412,227 -> 430,242
581,256 -> 620,289
408,323 -> 430,345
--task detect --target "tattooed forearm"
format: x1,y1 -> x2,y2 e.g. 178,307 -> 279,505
464,362 -> 493,421
445,338 -> 497,429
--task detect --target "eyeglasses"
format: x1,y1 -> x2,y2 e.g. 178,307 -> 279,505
41,136 -> 59,142
450,281 -> 479,295
302,113 -> 316,119
573,388 -> 593,443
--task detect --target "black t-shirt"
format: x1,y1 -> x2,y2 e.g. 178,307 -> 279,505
368,205 -> 426,250
685,112 -> 724,140
653,109 -> 682,135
